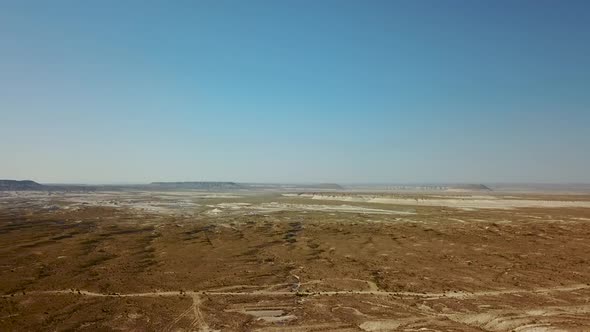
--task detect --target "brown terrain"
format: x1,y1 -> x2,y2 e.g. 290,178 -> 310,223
1,190 -> 590,331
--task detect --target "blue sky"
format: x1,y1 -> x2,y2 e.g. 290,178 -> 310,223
1,0 -> 589,184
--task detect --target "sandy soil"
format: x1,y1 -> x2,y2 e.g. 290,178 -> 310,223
1,191 -> 589,331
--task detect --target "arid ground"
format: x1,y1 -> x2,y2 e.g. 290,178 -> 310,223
1,190 -> 590,331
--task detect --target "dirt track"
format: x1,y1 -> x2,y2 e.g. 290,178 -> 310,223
4,282 -> 588,299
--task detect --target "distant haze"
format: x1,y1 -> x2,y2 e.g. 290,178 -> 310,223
1,1 -> 589,184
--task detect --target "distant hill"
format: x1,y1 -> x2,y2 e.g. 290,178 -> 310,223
447,184 -> 492,191
0,180 -> 98,192
149,182 -> 245,190
0,180 -> 246,192
312,183 -> 344,190
0,180 -> 45,191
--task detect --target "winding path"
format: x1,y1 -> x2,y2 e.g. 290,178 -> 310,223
3,283 -> 588,300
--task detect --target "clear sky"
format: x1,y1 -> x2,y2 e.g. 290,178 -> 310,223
1,0 -> 589,184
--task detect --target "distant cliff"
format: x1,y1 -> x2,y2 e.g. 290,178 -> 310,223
149,182 -> 245,190
0,180 -> 45,191
0,180 -> 246,191
447,184 -> 492,191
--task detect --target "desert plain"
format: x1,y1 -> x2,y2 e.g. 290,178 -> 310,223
1,189 -> 590,331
